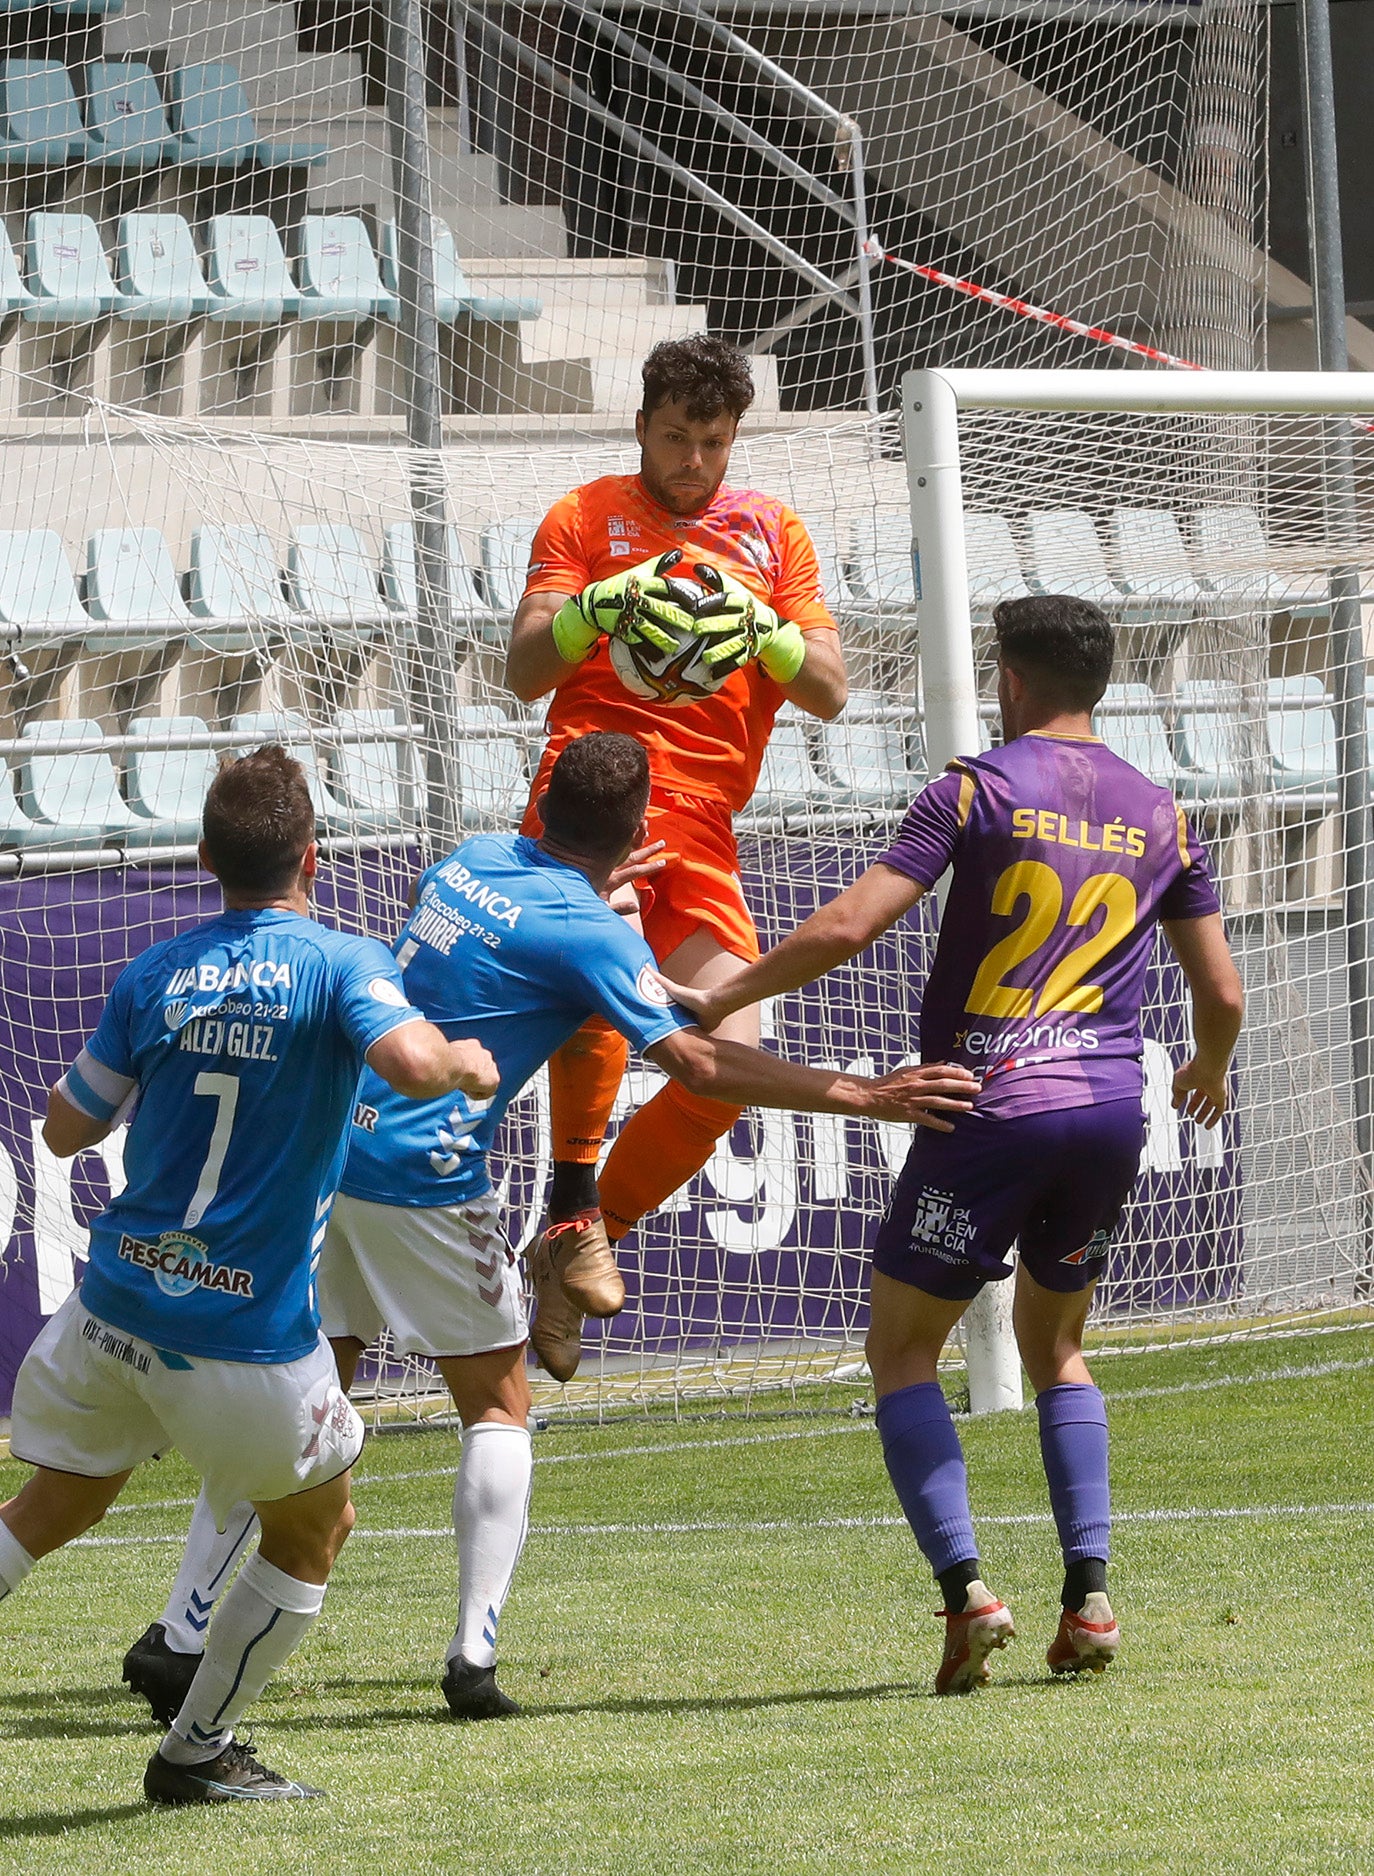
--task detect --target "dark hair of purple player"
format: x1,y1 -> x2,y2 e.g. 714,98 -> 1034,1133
640,335 -> 755,424
993,594 -> 1116,714
202,744 -> 316,895
538,730 -> 651,862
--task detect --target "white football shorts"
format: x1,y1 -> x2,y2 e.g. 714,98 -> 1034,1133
317,1191 -> 528,1360
11,1292 -> 363,1528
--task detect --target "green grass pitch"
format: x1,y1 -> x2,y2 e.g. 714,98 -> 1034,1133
3,1327 -> 1374,1875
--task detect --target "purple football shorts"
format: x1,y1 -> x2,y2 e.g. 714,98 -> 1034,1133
872,1098 -> 1145,1300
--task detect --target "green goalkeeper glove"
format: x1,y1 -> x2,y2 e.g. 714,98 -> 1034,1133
550,553 -> 698,665
688,563 -> 808,684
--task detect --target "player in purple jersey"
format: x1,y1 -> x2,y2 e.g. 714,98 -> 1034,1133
665,595 -> 1244,1694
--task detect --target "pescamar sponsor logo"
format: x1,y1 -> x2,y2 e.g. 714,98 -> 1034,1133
118,1231 -> 253,1299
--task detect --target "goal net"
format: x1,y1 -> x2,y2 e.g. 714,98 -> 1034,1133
1,0 -> 1367,1423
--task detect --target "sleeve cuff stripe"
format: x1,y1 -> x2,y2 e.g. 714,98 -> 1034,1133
72,1047 -> 136,1108
59,1067 -> 118,1123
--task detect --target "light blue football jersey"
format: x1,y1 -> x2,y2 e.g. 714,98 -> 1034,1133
339,833 -> 695,1209
69,908 -> 424,1363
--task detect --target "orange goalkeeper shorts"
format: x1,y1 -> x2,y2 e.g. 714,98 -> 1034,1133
520,785 -> 759,966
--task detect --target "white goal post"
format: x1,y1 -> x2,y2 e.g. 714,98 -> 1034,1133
905,366 -> 1374,1413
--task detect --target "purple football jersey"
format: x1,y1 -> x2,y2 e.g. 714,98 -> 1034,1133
878,730 -> 1221,1118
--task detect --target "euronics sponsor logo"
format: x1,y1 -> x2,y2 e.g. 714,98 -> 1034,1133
117,1231 -> 254,1299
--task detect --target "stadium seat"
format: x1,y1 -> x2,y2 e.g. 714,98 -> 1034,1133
1026,509 -> 1123,610
1172,682 -> 1252,800
1267,675 -> 1337,793
1188,506 -> 1332,617
1108,509 -> 1202,622
381,522 -> 487,626
751,706 -> 829,817
83,63 -> 177,173
1094,684 -> 1189,790
479,518 -> 538,614
286,525 -> 389,645
296,215 -> 398,324
823,709 -> 918,811
185,523 -> 292,652
167,64 -> 327,173
123,714 -> 217,843
83,527 -> 192,648
205,215 -> 299,324
964,513 -> 1029,615
0,61 -> 89,170
18,718 -> 140,842
329,707 -> 415,837
113,213 -> 212,324
230,709 -> 345,824
0,218 -> 33,322
23,213 -> 117,324
0,528 -> 86,646
455,705 -> 527,829
0,761 -> 56,850
379,218 -> 540,325
847,514 -> 917,609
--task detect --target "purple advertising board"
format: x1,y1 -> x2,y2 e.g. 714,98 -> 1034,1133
0,837 -> 1241,1413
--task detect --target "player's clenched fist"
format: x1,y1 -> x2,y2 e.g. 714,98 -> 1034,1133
688,562 -> 808,684
550,553 -> 698,665
862,1062 -> 981,1130
449,1038 -> 500,1100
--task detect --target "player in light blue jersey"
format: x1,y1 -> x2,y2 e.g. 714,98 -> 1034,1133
0,748 -> 497,1806
127,731 -> 981,1724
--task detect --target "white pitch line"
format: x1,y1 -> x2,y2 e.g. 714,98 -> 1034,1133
69,1499 -> 1374,1548
56,1346 -> 1374,1525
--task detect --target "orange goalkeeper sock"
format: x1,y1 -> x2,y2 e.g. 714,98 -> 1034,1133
597,1080 -> 744,1241
546,1019 -> 628,1223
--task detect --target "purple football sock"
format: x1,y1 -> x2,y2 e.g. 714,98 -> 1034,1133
875,1381 -> 978,1578
1036,1382 -> 1111,1564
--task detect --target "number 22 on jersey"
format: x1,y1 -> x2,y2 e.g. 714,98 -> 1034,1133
965,860 -> 1138,1019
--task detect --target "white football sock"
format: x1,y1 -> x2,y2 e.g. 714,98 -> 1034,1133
447,1422 -> 533,1670
0,1520 -> 34,1600
158,1487 -> 259,1655
159,1551 -> 325,1765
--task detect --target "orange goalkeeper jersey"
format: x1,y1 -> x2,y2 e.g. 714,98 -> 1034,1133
521,473 -> 838,812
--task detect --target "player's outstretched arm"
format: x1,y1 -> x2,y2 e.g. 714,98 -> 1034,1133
660,862 -> 925,1031
367,1023 -> 500,1103
506,591 -> 575,702
1162,913 -> 1245,1129
647,1029 -> 977,1128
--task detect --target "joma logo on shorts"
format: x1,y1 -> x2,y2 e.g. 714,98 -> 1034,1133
117,1233 -> 253,1299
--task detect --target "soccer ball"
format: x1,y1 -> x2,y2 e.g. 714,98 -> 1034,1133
606,573 -> 731,708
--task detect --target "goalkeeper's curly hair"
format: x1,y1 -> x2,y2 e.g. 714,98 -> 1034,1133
641,335 -> 755,424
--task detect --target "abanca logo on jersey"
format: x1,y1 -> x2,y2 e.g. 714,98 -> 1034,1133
117,1230 -> 254,1299
164,961 -> 294,996
432,859 -> 523,929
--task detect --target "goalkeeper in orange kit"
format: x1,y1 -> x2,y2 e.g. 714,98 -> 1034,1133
505,335 -> 848,1380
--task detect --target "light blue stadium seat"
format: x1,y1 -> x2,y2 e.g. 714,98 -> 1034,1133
52,0 -> 125,14
186,524 -> 291,651
205,214 -> 299,323
230,709 -> 344,823
1267,675 -> 1337,793
379,218 -> 540,324
83,63 -> 176,172
1109,509 -> 1202,622
123,714 -> 216,842
824,710 -> 916,809
1026,509 -> 1123,610
752,707 -> 828,817
965,513 -> 1029,616
479,517 -> 538,614
1173,682 -> 1251,800
23,213 -> 117,324
83,527 -> 192,648
0,761 -> 54,850
296,215 -> 398,324
167,63 -> 326,172
328,707 -> 415,837
0,528 -> 86,650
0,61 -> 89,169
286,526 -> 389,643
456,705 -> 527,829
381,521 -> 485,622
0,217 -> 33,320
1189,506 -> 1332,617
1095,683 -> 1188,790
848,514 -> 916,608
113,213 -> 212,323
18,718 -> 140,842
